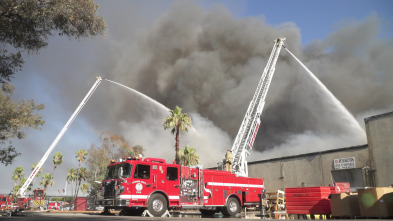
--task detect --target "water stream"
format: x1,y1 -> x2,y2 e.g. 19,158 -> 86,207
284,47 -> 366,136
105,79 -> 170,113
104,78 -> 207,143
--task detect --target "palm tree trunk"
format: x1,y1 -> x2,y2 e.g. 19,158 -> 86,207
70,181 -> 74,198
175,126 -> 180,164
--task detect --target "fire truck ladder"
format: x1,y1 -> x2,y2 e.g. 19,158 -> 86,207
231,38 -> 285,177
17,77 -> 103,197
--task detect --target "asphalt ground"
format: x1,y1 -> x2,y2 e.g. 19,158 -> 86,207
0,210 -> 388,220
0,210 -> 256,220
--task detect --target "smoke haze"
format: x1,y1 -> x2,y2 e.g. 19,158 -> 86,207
33,1 -> 393,165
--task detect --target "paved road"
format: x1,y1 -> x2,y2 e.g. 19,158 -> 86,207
1,211 -> 386,221
0,211 -> 247,220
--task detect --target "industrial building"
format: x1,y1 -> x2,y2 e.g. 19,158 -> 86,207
248,111 -> 393,191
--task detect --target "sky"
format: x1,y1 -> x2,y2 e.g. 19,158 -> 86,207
1,0 -> 392,195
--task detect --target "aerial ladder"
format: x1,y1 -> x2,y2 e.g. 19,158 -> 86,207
17,77 -> 103,197
230,38 -> 285,177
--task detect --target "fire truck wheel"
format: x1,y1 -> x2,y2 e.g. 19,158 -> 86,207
120,207 -> 144,216
147,194 -> 167,217
221,197 -> 240,217
200,208 -> 217,216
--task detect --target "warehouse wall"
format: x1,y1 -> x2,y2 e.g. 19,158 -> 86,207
248,145 -> 369,192
365,111 -> 393,187
248,111 -> 393,192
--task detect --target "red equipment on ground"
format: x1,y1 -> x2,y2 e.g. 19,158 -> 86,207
285,183 -> 350,216
95,156 -> 264,217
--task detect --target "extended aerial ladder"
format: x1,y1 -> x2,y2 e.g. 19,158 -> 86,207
231,38 -> 285,177
17,77 -> 103,197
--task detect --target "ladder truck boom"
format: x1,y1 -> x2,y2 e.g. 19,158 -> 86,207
231,38 -> 285,177
17,77 -> 103,197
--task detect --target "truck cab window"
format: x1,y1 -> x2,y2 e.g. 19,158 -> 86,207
134,164 -> 150,179
167,167 -> 178,181
104,163 -> 132,179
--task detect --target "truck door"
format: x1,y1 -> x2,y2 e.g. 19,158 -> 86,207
166,166 -> 180,204
132,164 -> 152,201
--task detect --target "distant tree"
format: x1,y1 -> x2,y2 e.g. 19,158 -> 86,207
131,145 -> 144,157
0,83 -> 44,165
163,106 -> 192,164
80,183 -> 89,196
39,173 -> 54,194
85,132 -> 144,196
11,166 -> 24,194
76,149 -> 88,170
66,168 -> 77,197
179,145 -> 199,166
52,152 -> 63,175
75,167 -> 87,197
0,0 -> 106,82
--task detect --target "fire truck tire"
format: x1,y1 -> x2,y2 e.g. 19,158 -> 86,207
200,208 -> 217,216
147,193 -> 167,217
120,207 -> 144,216
221,197 -> 240,217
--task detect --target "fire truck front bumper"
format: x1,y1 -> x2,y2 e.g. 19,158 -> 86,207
94,199 -> 129,207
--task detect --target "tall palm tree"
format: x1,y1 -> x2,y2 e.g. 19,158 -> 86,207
179,145 -> 199,166
67,168 -> 77,197
163,106 -> 192,164
52,152 -> 63,175
39,173 -> 54,194
75,149 -> 87,197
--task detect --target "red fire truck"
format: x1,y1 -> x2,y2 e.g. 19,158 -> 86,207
0,195 -> 11,208
94,39 -> 288,217
95,157 -> 264,217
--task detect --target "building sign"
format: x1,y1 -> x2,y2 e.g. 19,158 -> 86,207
333,157 -> 355,170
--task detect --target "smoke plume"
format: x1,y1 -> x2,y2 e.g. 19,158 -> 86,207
16,1 -> 393,168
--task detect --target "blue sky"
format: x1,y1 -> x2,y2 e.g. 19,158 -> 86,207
217,0 -> 393,44
1,0 -> 392,195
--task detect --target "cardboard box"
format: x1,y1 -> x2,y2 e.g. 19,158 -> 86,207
330,193 -> 360,217
357,187 -> 393,217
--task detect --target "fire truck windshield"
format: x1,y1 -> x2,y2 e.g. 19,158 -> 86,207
104,163 -> 132,180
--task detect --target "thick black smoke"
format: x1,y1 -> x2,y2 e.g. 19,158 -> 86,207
19,1 -> 393,166
78,1 -> 392,163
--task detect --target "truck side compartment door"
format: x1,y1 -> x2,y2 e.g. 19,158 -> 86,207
166,166 -> 180,205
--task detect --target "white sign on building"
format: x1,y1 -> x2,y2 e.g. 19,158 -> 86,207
333,157 -> 356,170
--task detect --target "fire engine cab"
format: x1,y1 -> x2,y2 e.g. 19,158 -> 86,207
95,156 -> 264,217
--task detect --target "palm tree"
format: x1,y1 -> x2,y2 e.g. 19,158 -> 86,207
75,149 -> 87,197
52,152 -> 63,175
179,145 -> 199,166
39,173 -> 54,194
75,167 -> 87,197
67,168 -> 77,197
11,166 -> 24,188
31,162 -> 42,191
76,149 -> 87,169
80,183 -> 89,196
163,106 -> 192,164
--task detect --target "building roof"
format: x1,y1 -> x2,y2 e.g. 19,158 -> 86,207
248,144 -> 368,165
364,111 -> 393,123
